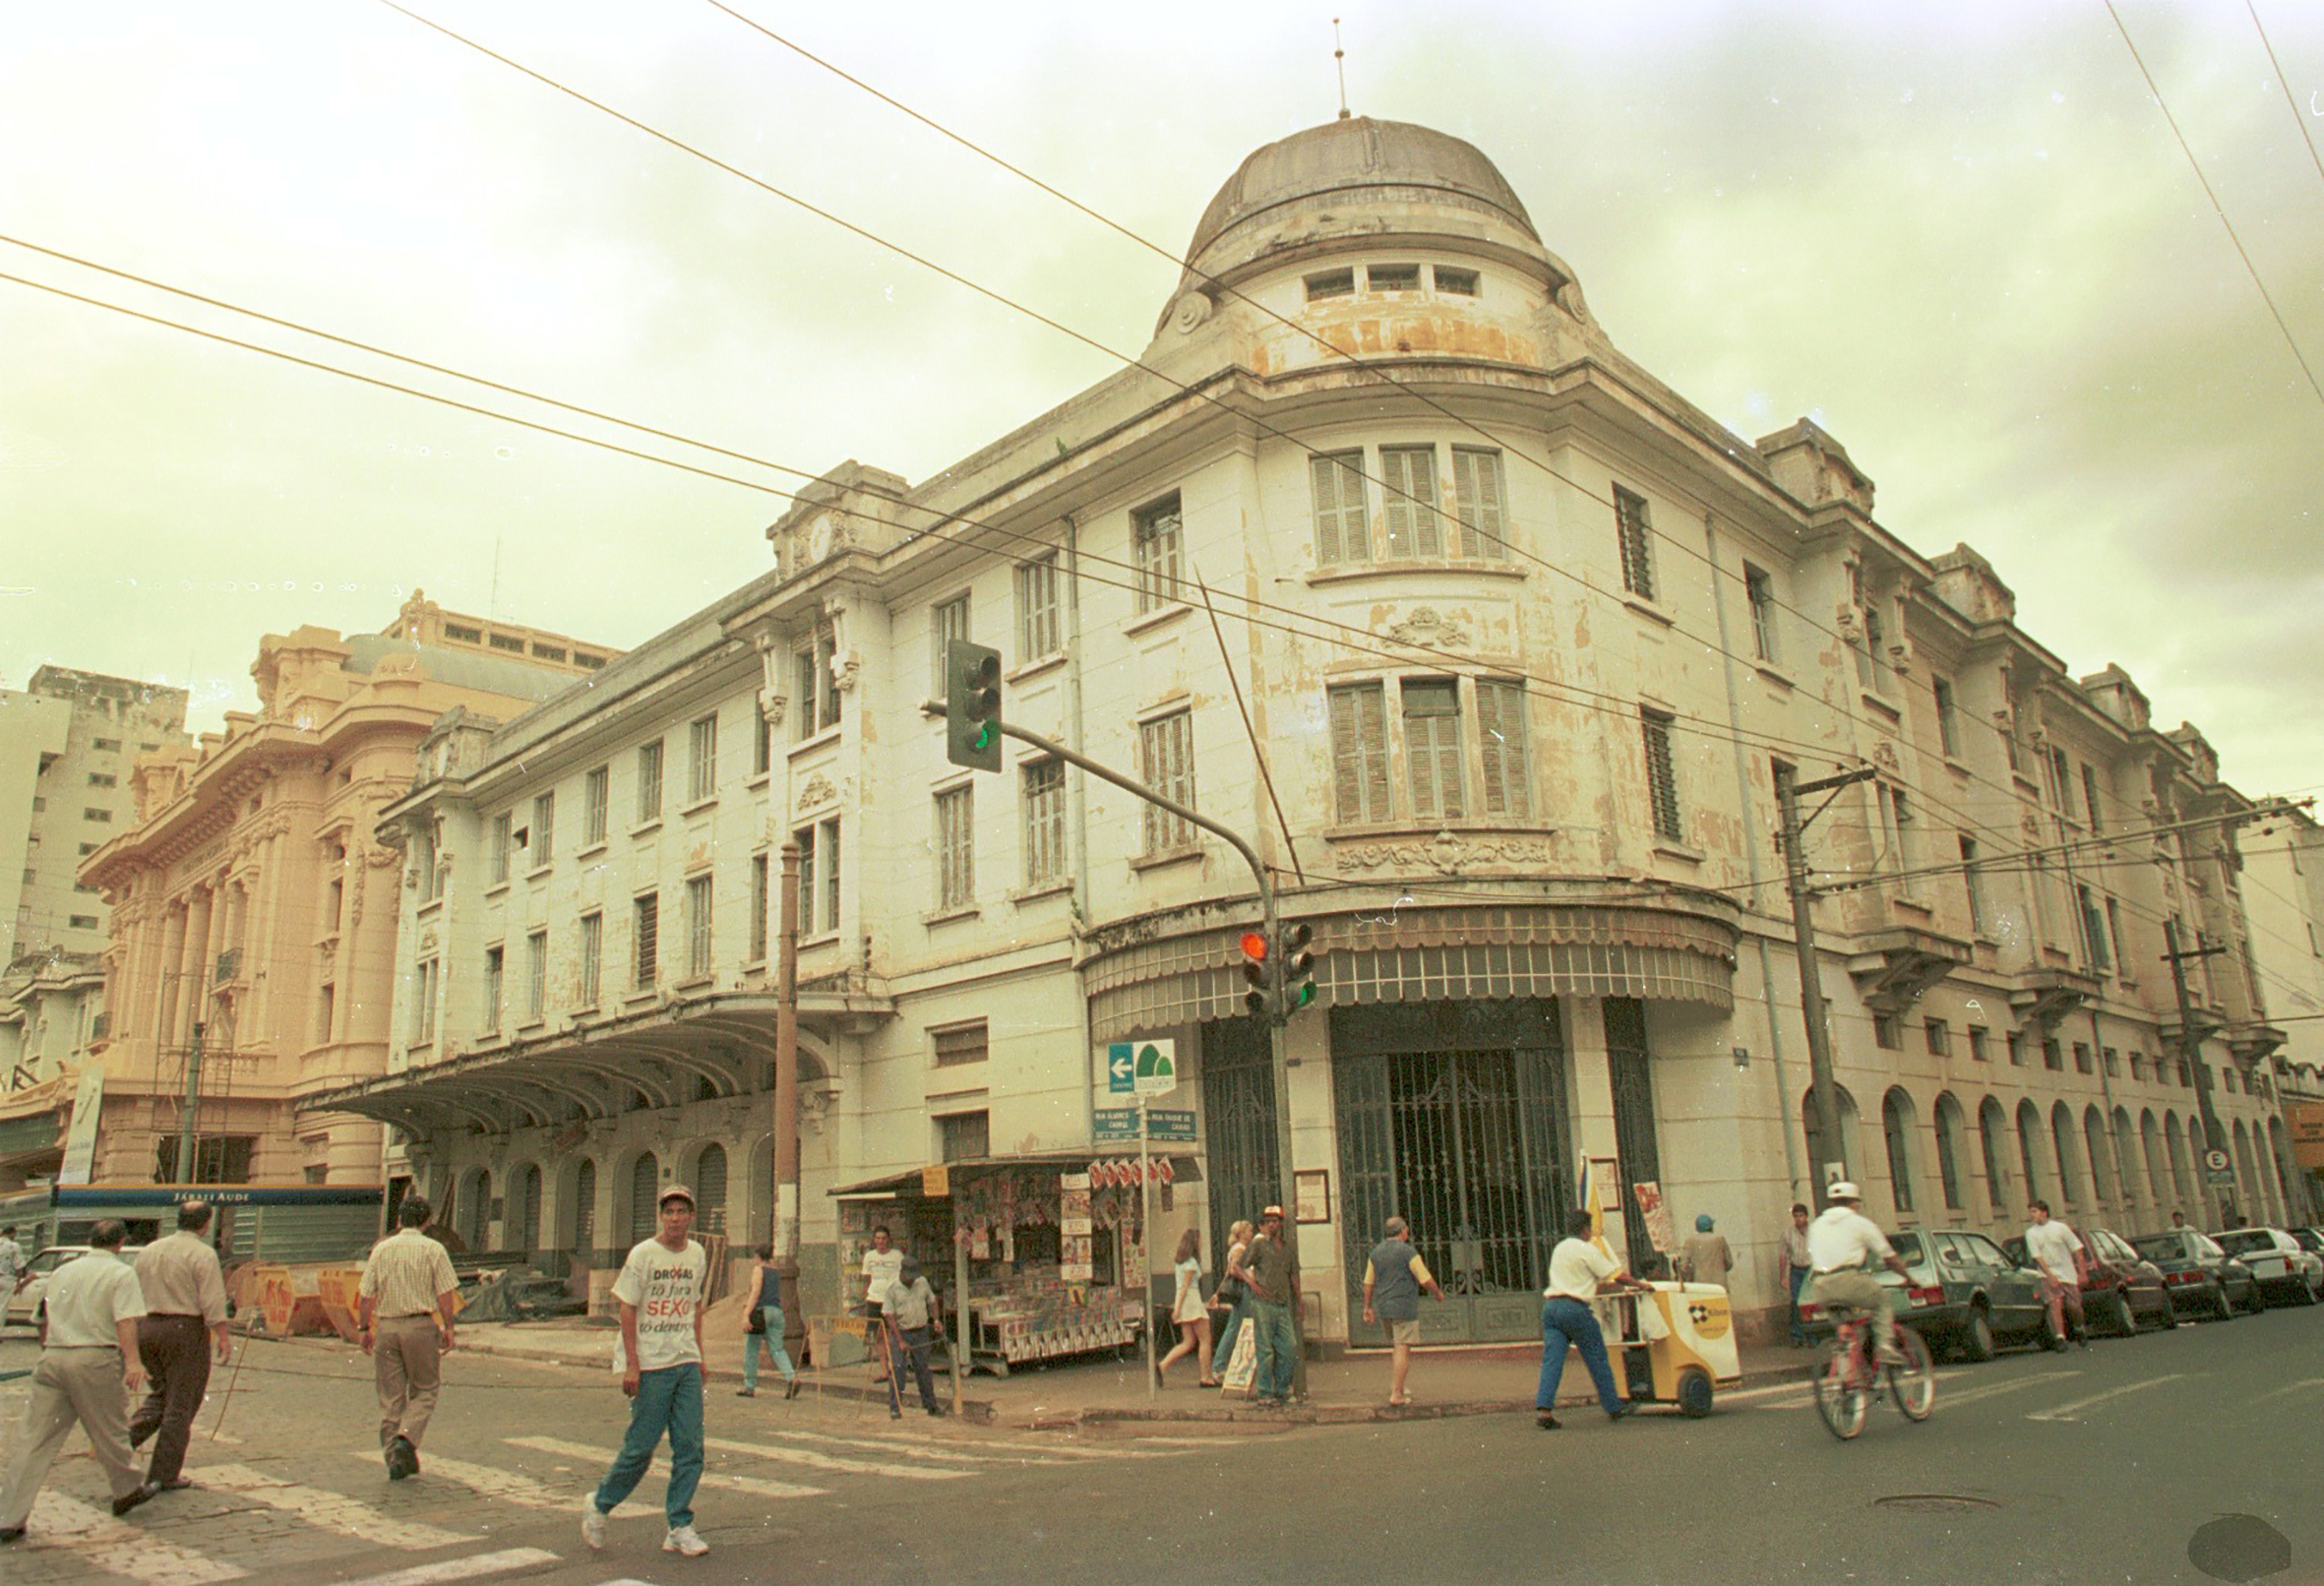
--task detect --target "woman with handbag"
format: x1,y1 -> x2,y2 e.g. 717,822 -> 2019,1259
1155,1227 -> 1220,1386
736,1245 -> 799,1400
1208,1218 -> 1254,1385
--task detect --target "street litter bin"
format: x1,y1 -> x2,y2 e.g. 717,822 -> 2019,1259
1609,1280 -> 1742,1417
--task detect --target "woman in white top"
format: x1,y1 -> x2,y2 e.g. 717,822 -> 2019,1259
1156,1227 -> 1221,1387
1536,1208 -> 1647,1430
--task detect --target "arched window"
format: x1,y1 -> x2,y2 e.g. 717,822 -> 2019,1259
2164,1114 -> 2193,1208
1802,1084 -> 1865,1192
1881,1088 -> 1919,1216
2050,1102 -> 2083,1207
513,1163 -> 542,1252
571,1158 -> 597,1256
628,1152 -> 661,1245
1979,1097 -> 2011,1216
2111,1108 -> 2141,1209
1933,1093 -> 1969,1211
461,1168 -> 492,1250
2017,1099 -> 2046,1206
2141,1112 -> 2167,1214
694,1144 -> 729,1236
2084,1106 -> 2113,1203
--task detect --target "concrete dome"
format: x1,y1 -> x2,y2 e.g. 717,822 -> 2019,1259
1171,117 -> 1542,302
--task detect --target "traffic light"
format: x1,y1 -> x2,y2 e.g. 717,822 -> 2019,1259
944,640 -> 1003,771
1240,929 -> 1271,1018
1282,922 -> 1316,1011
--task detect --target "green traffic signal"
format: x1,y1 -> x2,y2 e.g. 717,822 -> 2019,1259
946,640 -> 1004,772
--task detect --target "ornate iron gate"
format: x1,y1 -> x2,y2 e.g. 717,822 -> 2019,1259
1200,1016 -> 1280,1255
1332,1001 -> 1570,1343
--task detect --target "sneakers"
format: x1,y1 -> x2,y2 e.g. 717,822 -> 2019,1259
734,1387 -> 756,1397
664,1525 -> 709,1557
581,1496 -> 608,1552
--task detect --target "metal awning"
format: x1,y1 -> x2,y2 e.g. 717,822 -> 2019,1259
832,1150 -> 1202,1198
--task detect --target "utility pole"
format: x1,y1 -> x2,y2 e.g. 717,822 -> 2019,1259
772,841 -> 802,1270
176,1018 -> 206,1184
1775,762 -> 1878,1200
2163,916 -> 2230,1218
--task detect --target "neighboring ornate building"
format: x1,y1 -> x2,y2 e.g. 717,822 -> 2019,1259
76,595 -> 617,1186
2243,807 -> 2324,1210
314,117 -> 2307,1344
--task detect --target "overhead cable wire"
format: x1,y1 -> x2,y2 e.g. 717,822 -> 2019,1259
2245,0 -> 2324,203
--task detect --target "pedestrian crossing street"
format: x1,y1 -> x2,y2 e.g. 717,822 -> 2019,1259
0,1417 -> 1246,1586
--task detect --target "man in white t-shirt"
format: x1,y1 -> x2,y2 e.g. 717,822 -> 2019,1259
859,1226 -> 903,1382
582,1186 -> 710,1559
1535,1209 -> 1649,1430
1805,1183 -> 1915,1365
2023,1200 -> 2090,1351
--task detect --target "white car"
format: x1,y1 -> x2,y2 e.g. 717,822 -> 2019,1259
3,1245 -> 146,1327
2211,1228 -> 2324,1307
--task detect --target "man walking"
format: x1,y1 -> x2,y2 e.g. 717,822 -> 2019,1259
858,1225 -> 901,1382
1242,1205 -> 1300,1407
358,1194 -> 460,1480
0,1224 -> 21,1300
881,1254 -> 946,1419
0,1221 -> 156,1544
582,1185 -> 709,1559
1361,1215 -> 1444,1408
2024,1199 -> 2090,1350
1778,1202 -> 1812,1346
129,1200 -> 232,1492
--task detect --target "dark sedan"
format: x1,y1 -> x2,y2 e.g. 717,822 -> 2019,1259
2001,1225 -> 2175,1336
1800,1228 -> 2053,1362
2129,1229 -> 2261,1320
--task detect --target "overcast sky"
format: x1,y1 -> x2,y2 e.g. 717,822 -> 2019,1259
3,2 -> 2319,799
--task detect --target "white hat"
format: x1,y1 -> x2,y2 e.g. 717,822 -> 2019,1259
1825,1181 -> 1861,1201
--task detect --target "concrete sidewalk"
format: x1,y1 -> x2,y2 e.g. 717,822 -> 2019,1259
427,1316 -> 1818,1431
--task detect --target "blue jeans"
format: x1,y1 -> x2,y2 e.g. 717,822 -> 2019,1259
742,1307 -> 795,1388
1787,1265 -> 1810,1344
1249,1299 -> 1296,1401
594,1363 -> 703,1529
1537,1298 -> 1626,1415
1210,1296 -> 1250,1376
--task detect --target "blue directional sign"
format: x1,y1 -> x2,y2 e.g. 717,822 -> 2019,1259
1106,1042 -> 1135,1095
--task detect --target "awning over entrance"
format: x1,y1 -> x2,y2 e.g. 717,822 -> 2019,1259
1083,899 -> 1739,1043
831,1150 -> 1202,1198
300,987 -> 883,1137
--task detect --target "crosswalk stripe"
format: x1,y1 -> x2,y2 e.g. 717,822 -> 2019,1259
789,1425 -> 1199,1461
2257,1376 -> 2324,1402
23,1491 -> 248,1585
201,1464 -> 473,1550
352,1450 -> 657,1519
328,1549 -> 560,1586
702,1433 -> 974,1481
2026,1373 -> 2183,1421
758,1426 -> 1084,1465
1941,1373 -> 2073,1410
505,1435 -> 826,1499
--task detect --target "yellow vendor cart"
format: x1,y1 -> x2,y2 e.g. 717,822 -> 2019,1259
1608,1280 -> 1743,1417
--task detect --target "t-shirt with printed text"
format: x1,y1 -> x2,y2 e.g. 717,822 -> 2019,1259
611,1236 -> 708,1373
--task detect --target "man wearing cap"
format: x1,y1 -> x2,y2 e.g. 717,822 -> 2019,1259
1241,1206 -> 1300,1406
1362,1215 -> 1444,1408
1804,1183 -> 1914,1365
583,1185 -> 710,1560
359,1194 -> 461,1481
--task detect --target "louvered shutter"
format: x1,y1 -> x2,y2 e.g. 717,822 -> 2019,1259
1476,681 -> 1530,819
629,1152 -> 659,1244
1380,447 -> 1441,558
1402,681 -> 1464,820
1310,453 -> 1368,566
1453,448 -> 1508,560
695,1144 -> 728,1235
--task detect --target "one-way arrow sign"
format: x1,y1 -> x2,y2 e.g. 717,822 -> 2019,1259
1106,1042 -> 1136,1094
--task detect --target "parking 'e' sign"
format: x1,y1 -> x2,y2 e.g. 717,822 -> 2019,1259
1107,1043 -> 1135,1094
1133,1038 -> 1177,1097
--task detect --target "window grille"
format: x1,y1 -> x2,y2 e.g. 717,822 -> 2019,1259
1615,486 -> 1656,600
1640,709 -> 1682,841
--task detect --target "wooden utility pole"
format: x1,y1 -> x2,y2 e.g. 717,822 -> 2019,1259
2163,916 -> 2230,1218
1775,762 -> 1877,1200
773,842 -> 802,1268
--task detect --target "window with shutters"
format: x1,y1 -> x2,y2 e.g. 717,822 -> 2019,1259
795,621 -> 840,738
932,594 -> 969,695
1378,446 -> 1441,559
579,912 -> 602,1007
489,813 -> 512,884
524,930 -> 547,1022
685,875 -> 713,979
749,854 -> 768,962
1139,710 -> 1196,854
636,740 -> 663,824
1015,555 -> 1061,658
1640,708 -> 1682,842
530,792 -> 555,867
935,786 -> 974,910
820,817 -> 840,934
687,713 -> 717,804
633,892 -> 658,991
1023,760 -> 1066,886
2077,886 -> 2111,972
752,711 -> 771,777
933,1020 -> 988,1067
1327,683 -> 1392,824
1474,679 -> 1530,819
1450,448 -> 1508,561
1932,677 -> 1962,758
1310,451 -> 1370,567
1615,486 -> 1656,601
582,766 -> 609,847
482,946 -> 504,1034
796,824 -> 817,937
1401,680 -> 1465,821
1132,495 -> 1184,613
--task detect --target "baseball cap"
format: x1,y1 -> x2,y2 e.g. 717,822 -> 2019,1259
1824,1181 -> 1860,1201
659,1185 -> 697,1208
1261,1204 -> 1285,1220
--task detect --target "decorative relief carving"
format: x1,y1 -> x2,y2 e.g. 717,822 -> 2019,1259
1871,740 -> 1901,774
1335,830 -> 1553,876
799,1086 -> 837,1134
831,652 -> 862,694
797,773 -> 837,813
758,687 -> 785,728
1387,607 -> 1469,649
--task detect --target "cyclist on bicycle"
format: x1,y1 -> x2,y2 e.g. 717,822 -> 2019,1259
1806,1182 -> 1914,1366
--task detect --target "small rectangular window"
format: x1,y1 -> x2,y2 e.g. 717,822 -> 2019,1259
1873,1012 -> 1902,1050
1402,680 -> 1465,821
483,946 -> 505,1033
2081,763 -> 2106,832
1328,683 -> 1392,825
88,772 -> 115,788
935,786 -> 975,910
84,807 -> 112,824
1310,451 -> 1370,567
1015,555 -> 1062,658
2044,1039 -> 2064,1071
1640,708 -> 1682,842
2073,1042 -> 2093,1075
1304,269 -> 1354,301
687,713 -> 718,804
932,595 -> 970,695
1139,710 -> 1197,854
575,651 -> 606,669
637,740 -> 664,823
68,913 -> 97,930
749,854 -> 768,961
443,623 -> 482,643
634,893 -> 659,991
579,912 -> 602,1007
938,1110 -> 991,1162
685,875 -> 713,979
583,765 -> 609,846
530,642 -> 566,662
1367,263 -> 1421,292
1615,486 -> 1656,601
1132,496 -> 1185,613
1925,1018 -> 1951,1057
1932,677 -> 1962,758
933,1020 -> 989,1067
1744,564 -> 1780,664
92,737 -> 121,753
1433,266 -> 1478,296
1968,1026 -> 1989,1064
411,959 -> 438,1045
488,632 -> 525,653
1023,760 -> 1067,887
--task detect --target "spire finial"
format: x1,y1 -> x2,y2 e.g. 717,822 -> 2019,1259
1333,18 -> 1351,120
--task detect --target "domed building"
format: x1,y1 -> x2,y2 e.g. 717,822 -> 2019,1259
316,118 -> 2307,1353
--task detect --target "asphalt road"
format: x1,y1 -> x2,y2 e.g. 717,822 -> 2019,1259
4,1304 -> 2321,1586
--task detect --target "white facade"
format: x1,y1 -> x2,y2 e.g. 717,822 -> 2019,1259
321,117 -> 2311,1342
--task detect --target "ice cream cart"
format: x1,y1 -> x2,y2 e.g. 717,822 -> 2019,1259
1607,1280 -> 1743,1417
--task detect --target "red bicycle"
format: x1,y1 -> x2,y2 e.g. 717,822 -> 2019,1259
1812,1305 -> 1934,1440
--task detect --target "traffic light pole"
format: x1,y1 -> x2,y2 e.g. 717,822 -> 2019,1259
925,708 -> 1308,1397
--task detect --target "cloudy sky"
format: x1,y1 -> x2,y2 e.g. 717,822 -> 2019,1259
3,2 -> 2319,796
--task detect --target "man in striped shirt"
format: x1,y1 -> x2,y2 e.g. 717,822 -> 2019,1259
358,1195 -> 460,1481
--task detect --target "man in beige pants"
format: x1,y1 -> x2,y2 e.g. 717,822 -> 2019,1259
358,1194 -> 460,1481
0,1220 -> 158,1544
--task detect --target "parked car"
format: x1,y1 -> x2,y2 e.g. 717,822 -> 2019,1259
2129,1229 -> 2262,1319
4,1244 -> 146,1326
1800,1229 -> 2054,1362
2284,1227 -> 2324,1260
2003,1225 -> 2175,1336
2211,1228 -> 2324,1306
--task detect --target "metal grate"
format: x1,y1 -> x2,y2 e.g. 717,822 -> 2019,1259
1605,998 -> 1662,1261
1200,1017 -> 1280,1253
